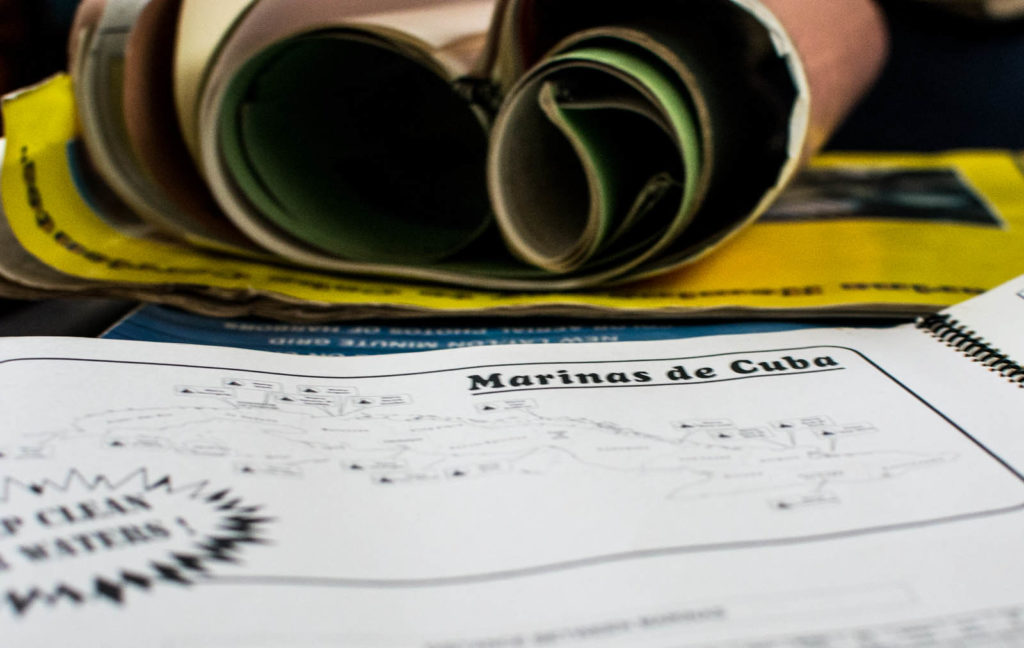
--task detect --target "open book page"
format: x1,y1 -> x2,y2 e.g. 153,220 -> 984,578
927,270 -> 1024,367
1,299 -> 1023,645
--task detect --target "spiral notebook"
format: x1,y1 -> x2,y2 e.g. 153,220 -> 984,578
1,274 -> 1023,645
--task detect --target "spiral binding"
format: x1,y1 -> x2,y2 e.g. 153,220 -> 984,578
917,314 -> 1024,387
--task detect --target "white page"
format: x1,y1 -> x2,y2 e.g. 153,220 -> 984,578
0,303 -> 1023,646
927,270 -> 1024,366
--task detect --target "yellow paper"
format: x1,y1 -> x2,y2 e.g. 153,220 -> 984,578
4,74 -> 1024,316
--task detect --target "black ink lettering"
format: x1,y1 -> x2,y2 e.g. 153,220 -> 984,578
468,373 -> 504,391
730,360 -> 756,375
784,356 -> 809,369
695,367 -> 717,379
667,366 -> 694,381
0,517 -> 22,538
18,544 -> 48,561
510,375 -> 534,387
144,521 -> 170,539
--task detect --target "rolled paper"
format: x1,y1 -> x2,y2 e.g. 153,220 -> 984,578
122,0 -> 256,251
198,0 -> 498,266
65,0 -> 889,289
484,0 -> 889,282
69,0 -> 257,252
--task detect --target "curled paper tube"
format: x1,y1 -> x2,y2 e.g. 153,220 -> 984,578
757,0 -> 890,156
68,0 -> 261,253
123,0 -> 259,250
65,0 -> 889,291
483,0 -> 889,275
195,0 -> 500,266
481,0 -> 889,158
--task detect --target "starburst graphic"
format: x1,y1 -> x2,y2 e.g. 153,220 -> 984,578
0,469 -> 272,616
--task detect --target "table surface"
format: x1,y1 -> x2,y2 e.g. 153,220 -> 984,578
0,298 -> 136,337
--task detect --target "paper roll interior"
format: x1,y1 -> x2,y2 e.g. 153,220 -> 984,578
486,0 -> 803,278
487,39 -> 699,274
214,32 -> 493,264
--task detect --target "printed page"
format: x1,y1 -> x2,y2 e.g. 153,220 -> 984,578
0,328 -> 1022,646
